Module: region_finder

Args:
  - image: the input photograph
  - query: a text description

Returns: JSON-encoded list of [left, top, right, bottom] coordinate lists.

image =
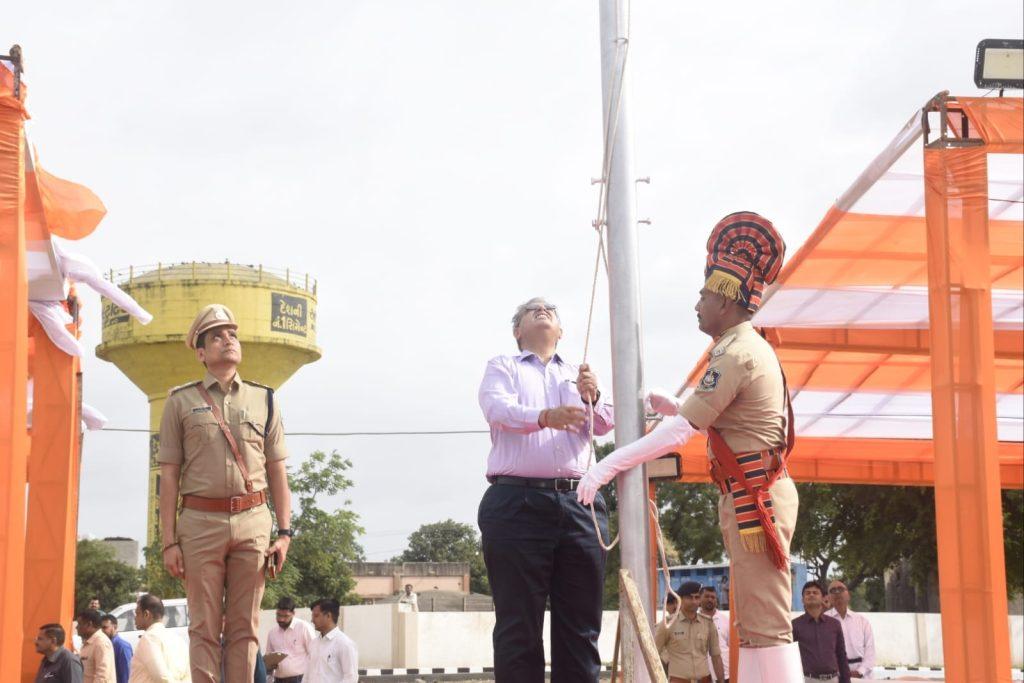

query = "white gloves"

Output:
[[577, 415, 699, 505], [646, 388, 683, 417]]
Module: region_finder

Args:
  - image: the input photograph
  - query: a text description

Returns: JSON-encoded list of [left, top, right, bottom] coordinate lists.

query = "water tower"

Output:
[[96, 262, 321, 545]]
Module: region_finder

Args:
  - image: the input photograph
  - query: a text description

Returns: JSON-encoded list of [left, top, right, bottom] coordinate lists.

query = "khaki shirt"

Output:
[[655, 612, 721, 679], [80, 630, 116, 683], [158, 371, 288, 498], [680, 320, 787, 455]]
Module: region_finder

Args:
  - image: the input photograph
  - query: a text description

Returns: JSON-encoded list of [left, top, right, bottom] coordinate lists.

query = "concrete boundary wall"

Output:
[[258, 607, 1024, 669]]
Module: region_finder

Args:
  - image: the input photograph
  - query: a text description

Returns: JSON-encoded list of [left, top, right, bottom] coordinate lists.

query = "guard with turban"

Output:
[[577, 212, 803, 680]]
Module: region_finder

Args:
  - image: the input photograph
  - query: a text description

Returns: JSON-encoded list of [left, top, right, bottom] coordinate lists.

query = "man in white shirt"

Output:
[[265, 597, 315, 683], [128, 595, 189, 683], [700, 585, 731, 682], [825, 580, 876, 678], [397, 584, 418, 612], [306, 599, 358, 683]]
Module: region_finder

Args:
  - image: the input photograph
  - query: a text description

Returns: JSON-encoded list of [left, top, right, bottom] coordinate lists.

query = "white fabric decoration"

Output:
[[81, 404, 108, 431], [52, 240, 153, 324], [28, 300, 83, 357]]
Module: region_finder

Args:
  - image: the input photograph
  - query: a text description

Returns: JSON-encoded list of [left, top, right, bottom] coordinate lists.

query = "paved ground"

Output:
[[357, 669, 1024, 682]]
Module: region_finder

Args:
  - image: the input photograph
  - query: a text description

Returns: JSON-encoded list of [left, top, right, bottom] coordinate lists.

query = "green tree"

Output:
[[657, 483, 725, 565], [263, 450, 365, 608], [140, 539, 186, 600], [396, 519, 490, 595], [793, 484, 1024, 606], [75, 540, 141, 613], [792, 483, 938, 595], [1002, 490, 1023, 598]]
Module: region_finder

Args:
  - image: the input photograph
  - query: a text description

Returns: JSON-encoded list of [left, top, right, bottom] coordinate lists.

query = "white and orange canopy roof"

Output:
[[672, 95, 1023, 487]]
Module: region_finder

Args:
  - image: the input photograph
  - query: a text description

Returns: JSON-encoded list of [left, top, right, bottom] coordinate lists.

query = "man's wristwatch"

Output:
[[277, 528, 295, 538]]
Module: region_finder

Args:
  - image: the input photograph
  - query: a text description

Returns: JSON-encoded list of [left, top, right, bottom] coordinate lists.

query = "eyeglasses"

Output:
[[524, 303, 557, 313], [828, 587, 847, 594]]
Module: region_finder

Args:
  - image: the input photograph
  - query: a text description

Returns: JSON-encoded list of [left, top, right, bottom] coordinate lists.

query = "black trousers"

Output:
[[478, 483, 609, 683]]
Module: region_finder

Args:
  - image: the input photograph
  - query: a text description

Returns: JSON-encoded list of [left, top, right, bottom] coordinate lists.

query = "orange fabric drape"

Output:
[[34, 164, 106, 240], [960, 97, 1024, 154], [0, 69, 30, 683]]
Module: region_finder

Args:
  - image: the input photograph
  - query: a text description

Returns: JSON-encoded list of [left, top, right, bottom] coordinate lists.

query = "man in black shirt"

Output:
[[34, 623, 84, 683], [792, 581, 850, 683]]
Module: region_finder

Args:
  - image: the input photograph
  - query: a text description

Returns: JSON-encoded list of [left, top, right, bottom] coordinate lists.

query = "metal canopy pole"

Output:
[[597, 0, 652, 679]]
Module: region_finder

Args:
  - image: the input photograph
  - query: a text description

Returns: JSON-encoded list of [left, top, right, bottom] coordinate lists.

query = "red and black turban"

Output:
[[704, 211, 786, 313]]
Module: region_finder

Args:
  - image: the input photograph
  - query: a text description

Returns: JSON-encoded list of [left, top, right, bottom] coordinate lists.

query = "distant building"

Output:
[[349, 562, 471, 599], [100, 537, 140, 568]]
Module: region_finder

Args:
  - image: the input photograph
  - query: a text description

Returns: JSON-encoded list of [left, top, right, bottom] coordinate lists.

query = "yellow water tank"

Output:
[[96, 262, 321, 545]]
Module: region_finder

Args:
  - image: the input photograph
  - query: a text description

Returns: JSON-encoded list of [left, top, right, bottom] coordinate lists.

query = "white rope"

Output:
[[649, 499, 682, 628]]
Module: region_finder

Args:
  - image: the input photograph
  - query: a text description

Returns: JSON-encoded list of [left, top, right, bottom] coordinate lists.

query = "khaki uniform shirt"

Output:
[[654, 612, 721, 680], [158, 371, 288, 497], [680, 321, 787, 455]]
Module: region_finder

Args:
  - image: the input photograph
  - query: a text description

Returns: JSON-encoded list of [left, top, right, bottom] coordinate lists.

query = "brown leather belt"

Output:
[[182, 489, 267, 513]]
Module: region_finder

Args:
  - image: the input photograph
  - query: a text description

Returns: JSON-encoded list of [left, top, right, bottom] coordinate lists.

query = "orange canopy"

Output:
[[675, 95, 1023, 485]]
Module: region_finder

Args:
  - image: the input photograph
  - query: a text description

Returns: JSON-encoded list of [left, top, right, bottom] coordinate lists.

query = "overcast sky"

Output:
[[6, 1, 1020, 562]]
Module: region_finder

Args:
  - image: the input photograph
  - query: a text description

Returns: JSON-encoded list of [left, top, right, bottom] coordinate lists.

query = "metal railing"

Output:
[[105, 262, 317, 294]]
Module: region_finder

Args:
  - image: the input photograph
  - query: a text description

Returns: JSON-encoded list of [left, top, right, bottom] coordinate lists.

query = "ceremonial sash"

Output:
[[707, 370, 795, 570]]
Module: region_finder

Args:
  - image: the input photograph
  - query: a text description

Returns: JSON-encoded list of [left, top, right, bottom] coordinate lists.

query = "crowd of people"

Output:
[[654, 577, 877, 683], [33, 595, 358, 683]]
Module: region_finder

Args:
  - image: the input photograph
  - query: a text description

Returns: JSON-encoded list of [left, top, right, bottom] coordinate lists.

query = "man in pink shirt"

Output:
[[477, 296, 614, 682], [265, 597, 315, 682]]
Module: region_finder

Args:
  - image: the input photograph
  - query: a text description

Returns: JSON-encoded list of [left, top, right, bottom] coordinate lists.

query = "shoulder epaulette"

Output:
[[711, 333, 738, 358], [243, 380, 275, 424], [167, 380, 201, 397]]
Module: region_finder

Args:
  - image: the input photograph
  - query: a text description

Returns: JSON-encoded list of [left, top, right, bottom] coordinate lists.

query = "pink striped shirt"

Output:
[[478, 352, 614, 478]]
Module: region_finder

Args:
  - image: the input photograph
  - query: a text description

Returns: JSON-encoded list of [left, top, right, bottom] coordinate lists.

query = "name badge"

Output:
[[191, 406, 213, 414]]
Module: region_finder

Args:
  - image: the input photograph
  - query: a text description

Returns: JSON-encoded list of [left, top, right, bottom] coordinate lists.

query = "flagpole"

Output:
[[597, 0, 652, 679]]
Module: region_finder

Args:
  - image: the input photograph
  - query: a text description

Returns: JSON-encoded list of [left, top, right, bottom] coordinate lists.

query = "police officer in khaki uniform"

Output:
[[158, 304, 294, 682], [655, 580, 725, 683], [578, 213, 804, 680]]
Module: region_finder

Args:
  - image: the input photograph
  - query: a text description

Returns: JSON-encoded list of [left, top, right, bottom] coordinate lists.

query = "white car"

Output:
[[108, 598, 191, 649]]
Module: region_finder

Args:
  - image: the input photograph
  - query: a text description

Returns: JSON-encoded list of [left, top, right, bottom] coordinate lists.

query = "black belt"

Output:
[[489, 476, 580, 492], [848, 657, 863, 664]]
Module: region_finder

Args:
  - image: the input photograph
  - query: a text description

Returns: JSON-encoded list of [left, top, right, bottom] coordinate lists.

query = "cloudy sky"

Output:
[[6, 1, 1020, 562]]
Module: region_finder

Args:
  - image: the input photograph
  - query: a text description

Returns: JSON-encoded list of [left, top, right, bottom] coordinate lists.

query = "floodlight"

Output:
[[974, 39, 1023, 90]]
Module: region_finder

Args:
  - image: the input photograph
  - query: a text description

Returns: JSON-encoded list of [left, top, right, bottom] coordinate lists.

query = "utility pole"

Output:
[[597, 0, 652, 680]]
